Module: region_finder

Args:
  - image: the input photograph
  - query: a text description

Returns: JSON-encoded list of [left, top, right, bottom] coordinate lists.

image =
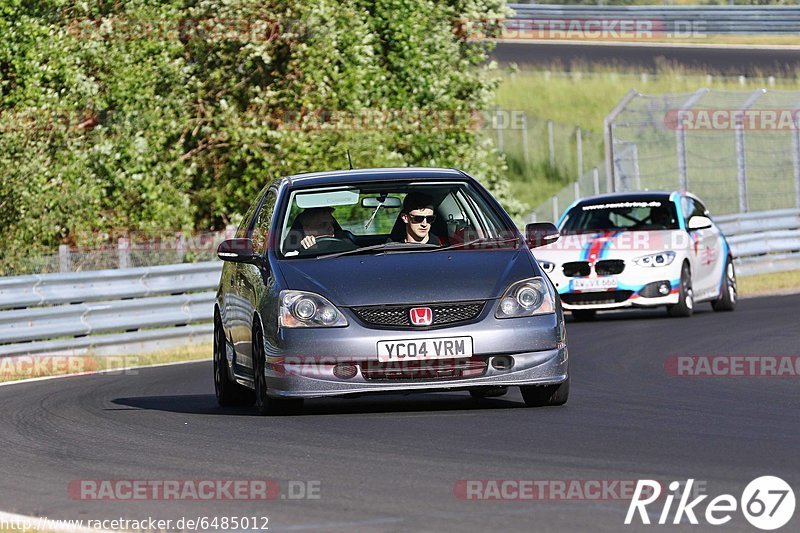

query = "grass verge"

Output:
[[738, 270, 800, 298], [0, 342, 211, 384]]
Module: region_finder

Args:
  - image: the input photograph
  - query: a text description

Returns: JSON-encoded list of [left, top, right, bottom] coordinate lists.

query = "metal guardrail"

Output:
[[0, 262, 222, 357], [509, 4, 800, 35], [1, 211, 797, 357], [716, 209, 800, 276]]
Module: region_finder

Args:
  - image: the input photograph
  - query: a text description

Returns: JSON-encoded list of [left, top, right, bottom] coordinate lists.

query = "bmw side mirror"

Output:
[[217, 238, 260, 264], [525, 223, 560, 249], [687, 216, 712, 230]]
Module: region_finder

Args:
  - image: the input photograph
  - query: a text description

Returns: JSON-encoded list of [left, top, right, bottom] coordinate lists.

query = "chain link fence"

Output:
[[531, 88, 800, 222]]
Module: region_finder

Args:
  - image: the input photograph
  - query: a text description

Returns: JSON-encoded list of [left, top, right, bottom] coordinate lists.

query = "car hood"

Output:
[[534, 229, 685, 262], [277, 248, 536, 307]]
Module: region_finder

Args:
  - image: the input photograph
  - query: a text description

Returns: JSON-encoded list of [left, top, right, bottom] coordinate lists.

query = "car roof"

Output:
[[572, 191, 676, 206], [280, 167, 469, 188]]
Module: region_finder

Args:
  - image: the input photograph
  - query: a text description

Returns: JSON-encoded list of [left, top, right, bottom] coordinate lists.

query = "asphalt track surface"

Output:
[[492, 42, 800, 76], [1, 294, 799, 532]]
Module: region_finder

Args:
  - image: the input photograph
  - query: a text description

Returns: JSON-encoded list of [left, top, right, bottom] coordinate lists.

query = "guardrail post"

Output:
[[58, 245, 71, 273], [735, 89, 766, 212], [118, 238, 130, 269], [592, 167, 600, 195]]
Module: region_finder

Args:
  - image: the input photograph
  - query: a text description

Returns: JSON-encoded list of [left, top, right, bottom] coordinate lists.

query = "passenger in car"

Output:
[[390, 192, 442, 245]]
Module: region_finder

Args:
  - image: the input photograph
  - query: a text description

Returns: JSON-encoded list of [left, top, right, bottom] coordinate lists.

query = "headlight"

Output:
[[634, 251, 676, 267], [538, 260, 555, 274], [279, 290, 348, 328], [495, 277, 556, 319]]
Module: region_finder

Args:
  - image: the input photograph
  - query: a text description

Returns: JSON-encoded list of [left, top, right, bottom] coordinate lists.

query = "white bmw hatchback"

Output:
[[533, 191, 737, 319]]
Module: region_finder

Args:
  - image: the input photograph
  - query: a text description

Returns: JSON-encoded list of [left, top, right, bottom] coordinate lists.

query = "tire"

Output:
[[520, 376, 569, 407], [571, 309, 596, 322], [667, 263, 694, 318], [253, 327, 304, 416], [469, 386, 508, 399], [214, 318, 255, 406], [712, 257, 737, 312]]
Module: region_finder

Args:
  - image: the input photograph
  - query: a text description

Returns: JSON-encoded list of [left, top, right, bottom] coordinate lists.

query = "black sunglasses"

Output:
[[408, 214, 436, 224]]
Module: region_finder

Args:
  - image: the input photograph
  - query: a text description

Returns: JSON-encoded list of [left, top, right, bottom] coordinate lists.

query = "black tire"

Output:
[[253, 327, 304, 416], [571, 309, 596, 322], [213, 318, 254, 406], [667, 263, 694, 318], [712, 257, 737, 312], [520, 377, 569, 407], [469, 386, 508, 399]]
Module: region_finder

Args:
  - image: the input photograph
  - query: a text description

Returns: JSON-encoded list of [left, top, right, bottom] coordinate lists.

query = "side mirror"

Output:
[[687, 215, 712, 230], [217, 238, 260, 264], [525, 223, 560, 249]]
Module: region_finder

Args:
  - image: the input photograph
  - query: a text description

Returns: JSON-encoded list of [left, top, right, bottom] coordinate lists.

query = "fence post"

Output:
[[176, 232, 187, 262], [576, 127, 583, 179], [735, 89, 766, 213], [574, 181, 581, 202], [552, 196, 559, 223], [547, 120, 555, 168], [793, 126, 800, 209], [496, 107, 504, 154], [592, 167, 600, 195], [604, 89, 638, 193], [522, 113, 530, 164], [118, 238, 130, 269], [58, 245, 71, 273], [676, 89, 709, 193]]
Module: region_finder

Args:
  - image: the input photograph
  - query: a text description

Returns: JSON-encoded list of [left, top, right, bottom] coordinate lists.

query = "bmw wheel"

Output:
[[712, 257, 737, 312], [667, 263, 694, 318]]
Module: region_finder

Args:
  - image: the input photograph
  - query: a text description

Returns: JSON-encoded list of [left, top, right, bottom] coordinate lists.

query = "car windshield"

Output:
[[560, 199, 680, 234], [277, 181, 518, 258]]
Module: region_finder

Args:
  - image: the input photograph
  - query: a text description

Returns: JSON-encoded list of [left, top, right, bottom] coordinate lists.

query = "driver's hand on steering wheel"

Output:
[[300, 234, 333, 249]]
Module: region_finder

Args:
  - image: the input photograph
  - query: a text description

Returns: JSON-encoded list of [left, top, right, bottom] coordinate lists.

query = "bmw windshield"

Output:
[[560, 199, 680, 234]]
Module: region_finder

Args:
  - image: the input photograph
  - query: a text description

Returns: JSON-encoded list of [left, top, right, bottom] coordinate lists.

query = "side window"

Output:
[[252, 189, 278, 255], [682, 197, 705, 223]]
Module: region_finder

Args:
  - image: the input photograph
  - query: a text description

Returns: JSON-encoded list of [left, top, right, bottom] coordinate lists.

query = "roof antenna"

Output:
[[346, 149, 354, 170]]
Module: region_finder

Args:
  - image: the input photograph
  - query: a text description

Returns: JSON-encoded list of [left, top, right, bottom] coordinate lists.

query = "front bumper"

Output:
[[262, 310, 568, 398]]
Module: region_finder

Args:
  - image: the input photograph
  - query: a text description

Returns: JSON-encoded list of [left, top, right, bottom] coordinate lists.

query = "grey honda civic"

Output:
[[214, 167, 568, 414]]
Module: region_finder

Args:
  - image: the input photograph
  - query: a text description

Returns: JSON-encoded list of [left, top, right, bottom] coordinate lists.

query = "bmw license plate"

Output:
[[377, 336, 473, 362], [572, 277, 618, 292]]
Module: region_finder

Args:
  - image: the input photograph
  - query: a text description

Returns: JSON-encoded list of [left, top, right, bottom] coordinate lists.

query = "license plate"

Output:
[[377, 336, 473, 362], [573, 277, 618, 292]]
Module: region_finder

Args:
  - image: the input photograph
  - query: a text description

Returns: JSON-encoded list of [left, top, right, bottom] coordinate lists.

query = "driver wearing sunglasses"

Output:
[[395, 192, 441, 245]]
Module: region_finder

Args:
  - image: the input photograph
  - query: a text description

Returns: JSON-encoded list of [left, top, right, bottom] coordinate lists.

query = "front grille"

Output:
[[352, 302, 484, 328], [563, 261, 590, 277], [561, 290, 633, 306], [595, 259, 625, 276], [361, 357, 488, 381]]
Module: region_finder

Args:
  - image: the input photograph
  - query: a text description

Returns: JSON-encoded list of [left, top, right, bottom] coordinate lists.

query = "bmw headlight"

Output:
[[634, 251, 676, 267], [538, 260, 556, 274], [279, 290, 348, 328], [495, 277, 556, 319]]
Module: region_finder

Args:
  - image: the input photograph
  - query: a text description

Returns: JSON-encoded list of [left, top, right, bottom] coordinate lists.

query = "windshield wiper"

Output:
[[318, 242, 438, 259], [434, 236, 520, 252]]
